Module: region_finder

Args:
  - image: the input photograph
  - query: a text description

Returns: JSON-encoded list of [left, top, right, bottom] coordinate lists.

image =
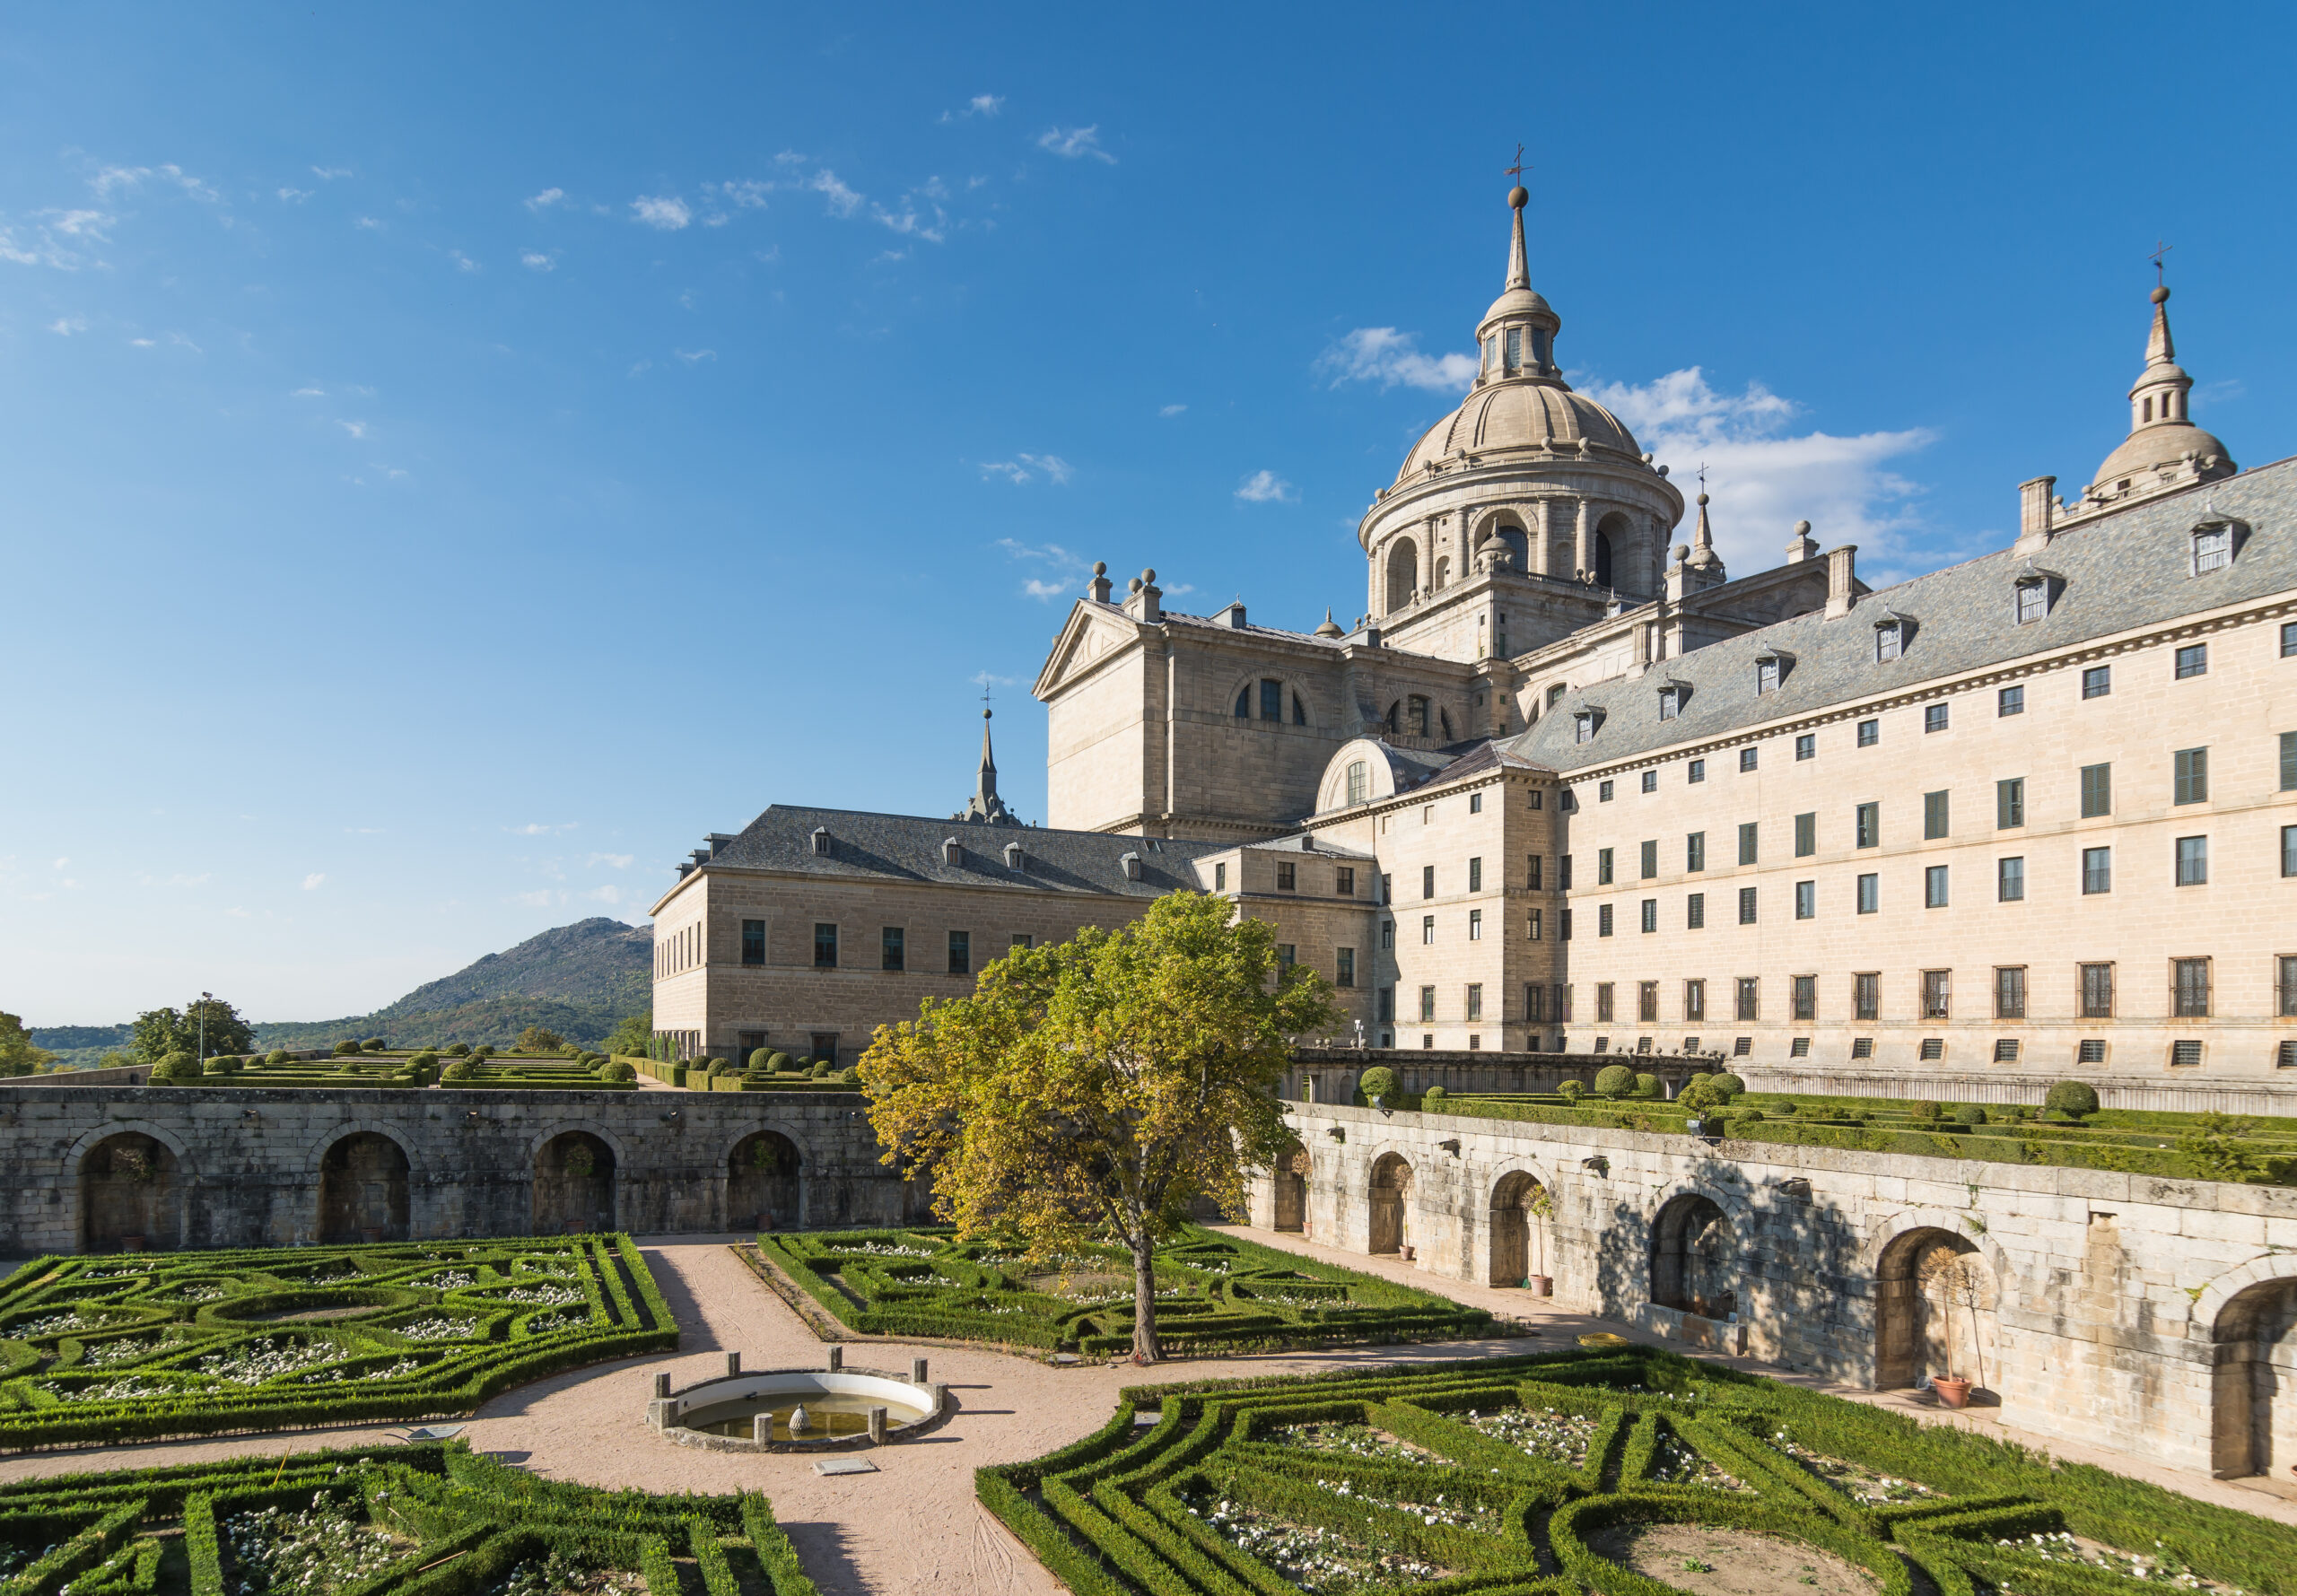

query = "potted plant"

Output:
[[1930, 1254, 1984, 1408]]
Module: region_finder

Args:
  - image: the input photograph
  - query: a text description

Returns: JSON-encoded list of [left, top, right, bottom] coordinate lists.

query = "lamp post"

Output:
[[197, 991, 212, 1065]]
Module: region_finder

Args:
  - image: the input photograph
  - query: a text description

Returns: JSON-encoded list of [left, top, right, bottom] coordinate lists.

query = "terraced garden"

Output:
[[983, 1346, 2297, 1596], [0, 1438, 813, 1596], [752, 1227, 1493, 1356], [0, 1234, 673, 1449]]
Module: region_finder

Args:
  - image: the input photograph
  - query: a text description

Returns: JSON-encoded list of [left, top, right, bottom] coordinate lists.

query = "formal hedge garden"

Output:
[[0, 1234, 674, 1449], [754, 1226, 1491, 1356], [0, 1438, 814, 1596], [1387, 1077, 2297, 1188], [982, 1344, 2297, 1596], [143, 1051, 639, 1091]]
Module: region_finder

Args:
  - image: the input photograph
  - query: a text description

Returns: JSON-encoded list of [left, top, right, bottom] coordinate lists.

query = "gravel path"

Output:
[[0, 1226, 2284, 1596]]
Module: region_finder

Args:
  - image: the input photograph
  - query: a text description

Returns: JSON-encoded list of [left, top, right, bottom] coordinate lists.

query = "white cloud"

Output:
[[277, 187, 311, 203], [943, 93, 1005, 122], [582, 885, 624, 906], [526, 187, 566, 211], [0, 211, 114, 270], [354, 216, 383, 231], [311, 166, 353, 181], [1235, 469, 1296, 504], [808, 170, 863, 218], [293, 386, 325, 397], [1037, 126, 1116, 164], [998, 537, 1096, 600], [47, 317, 86, 336], [675, 347, 716, 363], [718, 179, 769, 209], [128, 337, 154, 347], [520, 250, 555, 271], [450, 249, 479, 273], [51, 858, 67, 869], [1582, 366, 1937, 578], [509, 822, 578, 835], [168, 331, 201, 353], [512, 889, 555, 908], [632, 195, 691, 230], [587, 852, 634, 870], [338, 420, 368, 439], [48, 210, 111, 238], [90, 164, 219, 203], [301, 872, 326, 890], [980, 453, 1070, 486], [1159, 403, 1187, 417], [1316, 327, 1478, 393]]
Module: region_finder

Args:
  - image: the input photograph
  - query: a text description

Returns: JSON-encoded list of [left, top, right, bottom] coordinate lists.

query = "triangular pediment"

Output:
[[1035, 603, 1140, 697]]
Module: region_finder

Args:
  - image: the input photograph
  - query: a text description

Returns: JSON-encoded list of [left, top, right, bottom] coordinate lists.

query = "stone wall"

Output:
[[0, 1085, 907, 1256], [1249, 1099, 2297, 1477]]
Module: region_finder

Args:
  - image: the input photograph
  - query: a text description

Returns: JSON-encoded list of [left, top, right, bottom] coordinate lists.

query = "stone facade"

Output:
[[1250, 1098, 2297, 1478], [0, 1085, 907, 1255]]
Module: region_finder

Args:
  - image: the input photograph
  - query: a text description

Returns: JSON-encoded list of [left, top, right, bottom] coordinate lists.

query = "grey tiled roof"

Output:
[[1507, 455, 2297, 774], [1244, 832, 1377, 859], [700, 805, 1225, 897]]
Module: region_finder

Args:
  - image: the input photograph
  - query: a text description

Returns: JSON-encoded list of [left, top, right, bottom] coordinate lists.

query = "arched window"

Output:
[[1546, 682, 1568, 709], [1291, 691, 1307, 725], [1407, 696, 1429, 737], [1345, 761, 1368, 806], [1593, 531, 1614, 588], [1259, 679, 1282, 721], [1234, 685, 1250, 718], [1438, 708, 1454, 740], [1384, 540, 1419, 612], [1434, 554, 1451, 589], [1505, 328, 1522, 371]]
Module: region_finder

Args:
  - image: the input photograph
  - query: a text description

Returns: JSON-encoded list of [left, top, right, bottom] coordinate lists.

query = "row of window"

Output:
[[1586, 621, 2297, 758], [1573, 1035, 2297, 1069], [1233, 678, 1310, 725], [1586, 827, 2297, 932], [1581, 958, 2297, 1025], [1213, 860, 1359, 897], [657, 921, 703, 978], [800, 921, 1035, 975]]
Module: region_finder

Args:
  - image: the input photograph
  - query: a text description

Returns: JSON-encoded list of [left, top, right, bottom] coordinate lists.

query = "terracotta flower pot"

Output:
[[362, 1227, 385, 1244], [1524, 1274, 1553, 1296], [1399, 1243, 1416, 1262], [1932, 1376, 1972, 1408]]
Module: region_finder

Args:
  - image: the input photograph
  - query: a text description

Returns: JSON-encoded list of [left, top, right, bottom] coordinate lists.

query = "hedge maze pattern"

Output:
[[0, 1234, 675, 1449], [756, 1227, 1491, 1356], [0, 1440, 816, 1596], [981, 1347, 2297, 1596]]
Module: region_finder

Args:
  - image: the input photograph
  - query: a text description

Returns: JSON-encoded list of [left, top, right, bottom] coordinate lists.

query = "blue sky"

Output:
[[6, 4, 2294, 1023]]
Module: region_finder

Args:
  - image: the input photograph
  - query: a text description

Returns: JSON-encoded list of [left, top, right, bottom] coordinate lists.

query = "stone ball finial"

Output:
[[1672, 544, 1690, 563], [2152, 285, 2170, 305], [1697, 492, 1709, 506], [1128, 576, 1142, 594], [1795, 519, 1812, 536], [1508, 185, 1528, 210], [1141, 567, 1157, 584], [1093, 560, 1107, 576]]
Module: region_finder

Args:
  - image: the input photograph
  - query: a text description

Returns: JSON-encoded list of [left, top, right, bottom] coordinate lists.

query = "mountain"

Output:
[[251, 918, 651, 1050]]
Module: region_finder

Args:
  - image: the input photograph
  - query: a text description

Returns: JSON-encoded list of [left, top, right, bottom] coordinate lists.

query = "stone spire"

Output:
[[956, 704, 1021, 826], [1686, 490, 1722, 570], [2083, 280, 2235, 503], [1505, 180, 1531, 292]]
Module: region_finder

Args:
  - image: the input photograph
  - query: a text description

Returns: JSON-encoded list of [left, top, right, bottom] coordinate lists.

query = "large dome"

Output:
[[1395, 381, 1642, 484]]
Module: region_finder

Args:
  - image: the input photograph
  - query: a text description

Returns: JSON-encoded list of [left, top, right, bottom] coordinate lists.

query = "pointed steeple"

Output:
[[1686, 490, 1722, 570], [2083, 279, 2235, 502], [1505, 182, 1531, 292], [2145, 283, 2176, 366], [1474, 182, 1560, 383], [957, 703, 1021, 826]]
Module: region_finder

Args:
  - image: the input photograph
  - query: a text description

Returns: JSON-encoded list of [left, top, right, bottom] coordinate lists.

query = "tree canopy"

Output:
[[516, 1025, 567, 1052], [604, 1009, 651, 1057], [0, 1013, 55, 1077], [858, 891, 1334, 1361], [129, 998, 252, 1063]]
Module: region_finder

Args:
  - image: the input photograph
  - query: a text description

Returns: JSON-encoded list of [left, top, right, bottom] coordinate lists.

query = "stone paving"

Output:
[[0, 1228, 2283, 1596]]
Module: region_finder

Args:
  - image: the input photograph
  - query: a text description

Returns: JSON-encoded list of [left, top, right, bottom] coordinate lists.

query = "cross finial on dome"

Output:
[[1503, 151, 1532, 292]]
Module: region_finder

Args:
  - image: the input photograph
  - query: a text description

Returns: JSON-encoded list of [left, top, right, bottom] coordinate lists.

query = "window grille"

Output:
[[2193, 526, 2231, 574], [1851, 1037, 1874, 1059], [1733, 1036, 1751, 1057], [2173, 958, 2211, 1017], [1855, 972, 1879, 1020], [1996, 966, 2026, 1019], [1921, 970, 1951, 1019], [2081, 964, 2115, 1018], [1925, 703, 1949, 733], [1999, 685, 2024, 715], [1791, 1037, 1812, 1058], [2171, 1040, 2203, 1068], [1856, 718, 1879, 746], [2078, 1039, 2107, 1064], [2082, 665, 2111, 699], [1994, 1038, 2020, 1062], [1919, 1037, 1944, 1060]]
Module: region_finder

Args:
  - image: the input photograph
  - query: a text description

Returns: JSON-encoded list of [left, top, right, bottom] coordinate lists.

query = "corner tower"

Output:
[[1357, 184, 1685, 664]]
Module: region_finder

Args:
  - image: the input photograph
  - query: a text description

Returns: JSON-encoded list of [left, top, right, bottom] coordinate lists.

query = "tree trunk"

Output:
[[1131, 1243, 1161, 1363]]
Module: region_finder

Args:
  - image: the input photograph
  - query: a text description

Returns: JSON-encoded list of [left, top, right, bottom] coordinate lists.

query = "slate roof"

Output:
[[1507, 455, 2297, 775], [1242, 832, 1378, 859], [693, 805, 1226, 898], [1085, 598, 1347, 648]]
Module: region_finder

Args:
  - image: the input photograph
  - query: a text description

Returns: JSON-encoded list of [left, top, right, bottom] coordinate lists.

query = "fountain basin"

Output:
[[647, 1366, 946, 1452]]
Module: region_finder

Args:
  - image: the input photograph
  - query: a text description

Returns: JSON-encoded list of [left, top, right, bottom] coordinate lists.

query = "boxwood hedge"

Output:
[[754, 1225, 1491, 1356], [982, 1345, 2297, 1596], [0, 1233, 675, 1450], [0, 1438, 814, 1596]]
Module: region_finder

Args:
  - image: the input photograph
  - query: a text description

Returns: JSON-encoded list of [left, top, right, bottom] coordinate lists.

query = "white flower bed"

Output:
[[51, 1375, 183, 1402], [396, 1317, 483, 1341], [197, 1338, 340, 1385], [503, 1285, 581, 1307], [843, 1243, 935, 1260], [420, 1271, 476, 1290], [1648, 1430, 1750, 1492], [179, 1284, 227, 1303], [83, 1335, 184, 1367], [222, 1494, 405, 1596], [13, 1312, 107, 1339], [301, 1357, 425, 1385], [519, 1311, 585, 1337], [1188, 1491, 1445, 1593], [1463, 1406, 1598, 1468], [1992, 1531, 2245, 1592]]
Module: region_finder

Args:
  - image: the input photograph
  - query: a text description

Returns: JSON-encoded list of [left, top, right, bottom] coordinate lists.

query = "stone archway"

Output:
[[533, 1131, 616, 1234], [79, 1134, 182, 1252], [1368, 1152, 1412, 1255], [1272, 1144, 1308, 1233], [1489, 1170, 1550, 1286], [727, 1130, 802, 1233], [1651, 1193, 1735, 1318], [2212, 1275, 2297, 1478], [1384, 539, 1418, 612], [1875, 1227, 1997, 1393], [317, 1133, 411, 1243]]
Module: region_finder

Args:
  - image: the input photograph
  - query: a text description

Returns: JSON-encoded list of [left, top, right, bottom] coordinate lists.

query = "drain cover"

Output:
[[814, 1457, 878, 1477]]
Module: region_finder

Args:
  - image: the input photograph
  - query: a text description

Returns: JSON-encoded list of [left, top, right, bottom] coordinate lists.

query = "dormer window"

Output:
[[2194, 523, 2233, 575], [1345, 760, 1368, 806], [2013, 576, 2052, 624], [1120, 850, 1143, 882], [1874, 620, 1903, 662], [1658, 683, 1688, 720], [1574, 709, 1603, 744], [1004, 842, 1026, 872], [1756, 657, 1781, 695]]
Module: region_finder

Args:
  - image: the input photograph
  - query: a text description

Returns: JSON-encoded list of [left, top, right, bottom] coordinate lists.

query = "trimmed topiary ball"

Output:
[[1422, 1085, 1447, 1104], [1558, 1079, 1585, 1102], [1710, 1072, 1745, 1099], [2045, 1079, 2100, 1121], [151, 1051, 199, 1083], [1594, 1064, 1635, 1100], [363, 1038, 387, 1051], [470, 1044, 495, 1061], [768, 1051, 792, 1072], [837, 1065, 860, 1084], [333, 1040, 361, 1056], [265, 1049, 290, 1065], [446, 1042, 471, 1057], [441, 1060, 473, 1082], [1908, 1100, 1942, 1123], [1632, 1072, 1660, 1098], [809, 1060, 834, 1078], [1358, 1066, 1399, 1104], [207, 1054, 242, 1077], [598, 1060, 636, 1083], [409, 1050, 439, 1068], [747, 1049, 773, 1071], [1952, 1103, 1987, 1126]]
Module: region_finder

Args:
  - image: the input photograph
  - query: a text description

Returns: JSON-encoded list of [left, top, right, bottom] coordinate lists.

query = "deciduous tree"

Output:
[[859, 892, 1334, 1362], [129, 999, 252, 1064], [0, 1013, 54, 1077]]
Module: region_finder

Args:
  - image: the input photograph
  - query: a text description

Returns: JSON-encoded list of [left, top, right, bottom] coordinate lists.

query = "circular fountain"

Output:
[[647, 1352, 947, 1452]]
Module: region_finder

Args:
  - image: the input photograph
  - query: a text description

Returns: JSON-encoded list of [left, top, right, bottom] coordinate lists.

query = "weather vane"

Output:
[[980, 683, 992, 717], [1505, 144, 1529, 188], [1698, 461, 1709, 494], [2150, 239, 2174, 285]]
